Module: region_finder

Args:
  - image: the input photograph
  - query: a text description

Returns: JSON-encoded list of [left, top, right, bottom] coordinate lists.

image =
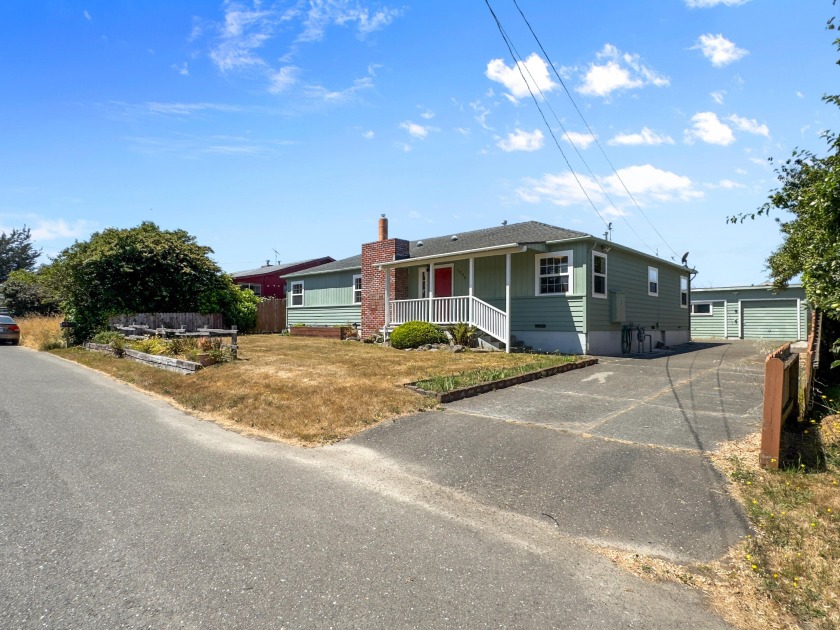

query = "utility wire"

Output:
[[483, 0, 610, 231], [510, 0, 681, 260]]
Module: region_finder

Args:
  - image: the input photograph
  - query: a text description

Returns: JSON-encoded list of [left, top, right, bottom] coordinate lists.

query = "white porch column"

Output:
[[384, 270, 391, 330], [505, 253, 511, 353], [468, 257, 475, 325], [428, 262, 435, 323]]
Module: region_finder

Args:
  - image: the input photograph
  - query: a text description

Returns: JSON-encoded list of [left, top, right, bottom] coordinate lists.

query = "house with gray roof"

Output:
[[283, 216, 693, 354]]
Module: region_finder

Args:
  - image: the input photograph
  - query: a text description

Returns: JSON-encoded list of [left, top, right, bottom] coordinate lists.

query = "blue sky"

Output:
[[2, 0, 839, 288]]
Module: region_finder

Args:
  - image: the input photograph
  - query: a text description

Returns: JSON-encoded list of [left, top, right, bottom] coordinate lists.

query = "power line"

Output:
[[483, 0, 610, 231], [509, 0, 681, 260]]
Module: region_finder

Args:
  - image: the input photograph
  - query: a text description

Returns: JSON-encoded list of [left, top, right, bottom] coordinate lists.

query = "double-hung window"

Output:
[[535, 251, 573, 295], [353, 275, 362, 304], [647, 267, 659, 297], [290, 281, 304, 307], [680, 276, 688, 307], [592, 252, 607, 298]]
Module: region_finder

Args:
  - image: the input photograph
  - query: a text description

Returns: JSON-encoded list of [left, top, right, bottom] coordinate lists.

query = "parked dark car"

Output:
[[0, 315, 21, 345]]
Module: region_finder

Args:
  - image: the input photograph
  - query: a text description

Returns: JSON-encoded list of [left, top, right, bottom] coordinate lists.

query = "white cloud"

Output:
[[604, 165, 703, 203], [796, 91, 804, 99], [710, 179, 746, 189], [303, 75, 373, 102], [562, 131, 597, 149], [711, 90, 726, 104], [577, 44, 668, 98], [693, 34, 748, 67], [172, 62, 189, 76], [685, 112, 735, 145], [400, 121, 433, 139], [517, 164, 701, 210], [608, 127, 674, 146], [299, 2, 403, 42], [27, 219, 96, 242], [485, 53, 558, 100], [268, 66, 299, 93], [498, 128, 544, 152], [728, 114, 770, 137], [455, 127, 470, 137], [83, 10, 92, 21], [685, 0, 749, 7], [142, 102, 243, 116], [362, 130, 375, 140], [420, 110, 435, 120], [209, 4, 277, 73]]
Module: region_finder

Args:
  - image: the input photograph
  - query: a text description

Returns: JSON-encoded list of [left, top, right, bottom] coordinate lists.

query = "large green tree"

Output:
[[1, 269, 60, 316], [47, 222, 258, 340], [0, 226, 39, 283], [731, 12, 840, 321]]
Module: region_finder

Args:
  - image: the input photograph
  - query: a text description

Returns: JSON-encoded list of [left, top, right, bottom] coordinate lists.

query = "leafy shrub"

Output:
[[168, 336, 197, 356], [91, 330, 125, 345], [389, 320, 447, 350], [130, 338, 171, 356], [448, 322, 478, 347]]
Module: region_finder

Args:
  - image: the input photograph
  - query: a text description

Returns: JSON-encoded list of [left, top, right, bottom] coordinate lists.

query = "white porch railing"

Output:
[[389, 295, 508, 347]]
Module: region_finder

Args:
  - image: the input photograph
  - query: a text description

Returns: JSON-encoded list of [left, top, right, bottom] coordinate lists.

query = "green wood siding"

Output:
[[691, 286, 808, 340], [484, 296, 585, 332], [287, 305, 361, 327], [289, 270, 359, 307], [742, 300, 800, 340], [586, 247, 690, 333], [690, 301, 726, 338]]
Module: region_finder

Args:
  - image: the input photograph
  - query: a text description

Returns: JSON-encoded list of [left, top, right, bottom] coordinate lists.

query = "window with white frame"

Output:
[[647, 266, 659, 297], [691, 302, 713, 316], [290, 281, 304, 306], [592, 252, 607, 298], [353, 274, 362, 304], [680, 276, 688, 307], [535, 251, 573, 295]]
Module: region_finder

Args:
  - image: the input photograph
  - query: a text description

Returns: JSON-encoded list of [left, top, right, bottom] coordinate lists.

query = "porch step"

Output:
[[477, 334, 529, 352]]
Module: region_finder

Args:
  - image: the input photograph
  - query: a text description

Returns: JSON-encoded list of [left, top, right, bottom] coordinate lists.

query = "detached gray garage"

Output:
[[690, 284, 808, 341]]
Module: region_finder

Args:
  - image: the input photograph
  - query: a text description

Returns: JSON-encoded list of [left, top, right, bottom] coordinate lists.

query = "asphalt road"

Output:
[[0, 347, 733, 629]]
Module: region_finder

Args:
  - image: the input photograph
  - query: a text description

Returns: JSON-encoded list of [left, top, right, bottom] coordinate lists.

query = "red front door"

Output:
[[434, 267, 453, 298]]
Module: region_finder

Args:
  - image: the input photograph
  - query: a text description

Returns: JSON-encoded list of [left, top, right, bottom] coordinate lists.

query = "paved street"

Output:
[[0, 345, 748, 628]]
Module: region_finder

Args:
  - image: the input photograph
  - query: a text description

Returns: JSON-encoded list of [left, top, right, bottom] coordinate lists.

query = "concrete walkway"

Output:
[[349, 341, 765, 563]]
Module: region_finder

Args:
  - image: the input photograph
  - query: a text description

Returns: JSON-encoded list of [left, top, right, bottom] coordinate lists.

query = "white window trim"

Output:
[[591, 251, 607, 299], [680, 276, 688, 308], [420, 263, 454, 298], [534, 250, 573, 296], [691, 302, 714, 316], [352, 274, 362, 304], [647, 266, 659, 297], [290, 280, 304, 307]]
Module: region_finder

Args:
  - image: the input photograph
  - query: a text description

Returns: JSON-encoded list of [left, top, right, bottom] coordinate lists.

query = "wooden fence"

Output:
[[255, 299, 286, 333], [760, 342, 800, 469], [803, 310, 822, 414], [109, 312, 224, 332]]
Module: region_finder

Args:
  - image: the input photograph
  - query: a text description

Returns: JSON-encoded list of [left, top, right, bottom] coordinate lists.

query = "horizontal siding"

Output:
[[486, 296, 585, 333], [690, 301, 726, 338], [290, 270, 358, 307], [727, 302, 740, 338], [587, 247, 689, 333], [742, 300, 799, 340], [286, 305, 361, 327]]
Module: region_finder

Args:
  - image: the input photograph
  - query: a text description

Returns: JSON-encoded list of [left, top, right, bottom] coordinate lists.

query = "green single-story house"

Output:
[[283, 217, 694, 355], [690, 284, 809, 341]]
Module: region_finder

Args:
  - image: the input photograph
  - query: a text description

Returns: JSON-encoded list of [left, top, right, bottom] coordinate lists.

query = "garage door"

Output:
[[742, 300, 799, 340]]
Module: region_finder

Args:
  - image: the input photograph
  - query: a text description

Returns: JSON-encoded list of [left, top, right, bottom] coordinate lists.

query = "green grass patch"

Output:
[[414, 354, 576, 392]]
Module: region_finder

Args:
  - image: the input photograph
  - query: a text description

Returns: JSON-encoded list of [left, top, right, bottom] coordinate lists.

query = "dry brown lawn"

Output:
[[51, 335, 574, 444]]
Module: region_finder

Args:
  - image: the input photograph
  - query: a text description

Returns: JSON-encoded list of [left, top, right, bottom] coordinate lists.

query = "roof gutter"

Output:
[[377, 243, 529, 269]]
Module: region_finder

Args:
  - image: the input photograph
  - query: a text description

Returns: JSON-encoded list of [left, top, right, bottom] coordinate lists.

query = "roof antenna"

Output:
[[502, 220, 508, 226], [273, 249, 281, 266]]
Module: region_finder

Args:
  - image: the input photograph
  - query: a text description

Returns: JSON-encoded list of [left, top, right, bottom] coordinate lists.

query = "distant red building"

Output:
[[231, 257, 334, 299]]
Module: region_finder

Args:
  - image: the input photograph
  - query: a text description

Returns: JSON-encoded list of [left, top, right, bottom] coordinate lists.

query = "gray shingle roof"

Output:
[[283, 254, 362, 278], [283, 221, 590, 278], [406, 221, 588, 258]]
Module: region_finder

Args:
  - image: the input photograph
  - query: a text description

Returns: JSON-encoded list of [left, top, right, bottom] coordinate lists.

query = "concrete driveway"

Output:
[[349, 341, 766, 563]]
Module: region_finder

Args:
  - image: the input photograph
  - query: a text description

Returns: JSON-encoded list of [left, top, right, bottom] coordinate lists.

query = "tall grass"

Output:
[[16, 315, 65, 351]]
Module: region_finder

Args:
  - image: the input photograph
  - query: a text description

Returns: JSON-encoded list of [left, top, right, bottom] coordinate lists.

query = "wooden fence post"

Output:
[[760, 343, 799, 470]]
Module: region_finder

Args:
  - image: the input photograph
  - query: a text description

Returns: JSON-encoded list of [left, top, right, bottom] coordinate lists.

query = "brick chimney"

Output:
[[378, 214, 388, 241], [361, 215, 409, 339]]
